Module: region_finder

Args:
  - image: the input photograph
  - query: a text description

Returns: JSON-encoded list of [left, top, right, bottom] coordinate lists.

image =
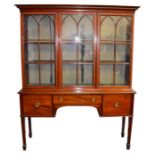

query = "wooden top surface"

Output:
[[18, 88, 136, 94]]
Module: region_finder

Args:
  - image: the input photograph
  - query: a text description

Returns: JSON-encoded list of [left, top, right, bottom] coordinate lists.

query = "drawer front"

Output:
[[53, 95, 102, 105], [103, 94, 132, 116], [22, 95, 52, 117]]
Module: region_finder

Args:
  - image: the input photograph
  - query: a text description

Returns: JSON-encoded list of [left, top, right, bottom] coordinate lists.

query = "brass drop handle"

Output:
[[34, 102, 41, 108], [59, 97, 63, 102], [91, 98, 96, 102], [114, 102, 120, 108]]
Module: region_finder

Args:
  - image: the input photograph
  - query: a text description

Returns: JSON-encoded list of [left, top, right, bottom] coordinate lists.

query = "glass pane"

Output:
[[61, 15, 93, 40], [62, 44, 77, 60], [26, 44, 39, 60], [100, 44, 114, 61], [78, 43, 93, 61], [78, 64, 93, 85], [40, 16, 55, 40], [40, 44, 55, 60], [26, 16, 38, 40], [116, 45, 130, 61], [116, 17, 131, 41], [79, 15, 93, 40], [40, 64, 55, 85], [100, 64, 113, 85], [27, 64, 39, 84], [62, 15, 77, 40], [100, 16, 115, 40], [115, 64, 129, 85], [100, 16, 131, 41], [63, 64, 76, 85], [25, 15, 55, 40]]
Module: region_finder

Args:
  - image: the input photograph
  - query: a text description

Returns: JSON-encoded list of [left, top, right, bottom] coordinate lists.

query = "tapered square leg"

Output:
[[28, 117, 32, 138], [21, 117, 26, 150], [126, 116, 133, 150], [121, 117, 126, 137]]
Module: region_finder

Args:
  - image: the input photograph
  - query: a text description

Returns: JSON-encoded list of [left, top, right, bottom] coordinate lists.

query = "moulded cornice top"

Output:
[[15, 4, 140, 11]]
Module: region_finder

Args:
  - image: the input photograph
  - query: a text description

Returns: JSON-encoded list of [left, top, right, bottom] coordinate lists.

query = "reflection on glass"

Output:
[[27, 64, 39, 84], [100, 16, 115, 40], [40, 44, 55, 60], [115, 64, 129, 85], [79, 44, 93, 61], [116, 45, 130, 61], [63, 64, 76, 85], [116, 17, 131, 41], [40, 64, 55, 84], [62, 44, 77, 60], [62, 43, 93, 61], [78, 64, 92, 85], [100, 65, 113, 85], [100, 44, 114, 61], [27, 44, 38, 60]]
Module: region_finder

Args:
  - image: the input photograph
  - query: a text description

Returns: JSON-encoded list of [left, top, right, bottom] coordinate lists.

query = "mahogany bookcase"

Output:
[[16, 4, 139, 150]]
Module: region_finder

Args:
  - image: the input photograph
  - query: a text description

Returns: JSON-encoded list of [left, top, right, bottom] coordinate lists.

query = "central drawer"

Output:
[[53, 95, 102, 105]]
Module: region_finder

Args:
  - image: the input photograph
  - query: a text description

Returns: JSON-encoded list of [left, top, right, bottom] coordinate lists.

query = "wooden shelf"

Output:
[[100, 61, 129, 64], [100, 40, 131, 44], [61, 40, 93, 44], [62, 60, 93, 64], [25, 40, 55, 44], [25, 60, 55, 64]]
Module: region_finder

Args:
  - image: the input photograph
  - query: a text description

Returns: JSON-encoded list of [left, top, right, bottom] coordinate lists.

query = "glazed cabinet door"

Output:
[[99, 15, 132, 86], [24, 14, 56, 86], [60, 14, 96, 86]]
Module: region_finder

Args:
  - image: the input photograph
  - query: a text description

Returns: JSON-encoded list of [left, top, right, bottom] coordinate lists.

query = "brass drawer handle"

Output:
[[59, 97, 63, 102], [91, 98, 96, 102], [34, 102, 41, 108], [114, 102, 120, 108]]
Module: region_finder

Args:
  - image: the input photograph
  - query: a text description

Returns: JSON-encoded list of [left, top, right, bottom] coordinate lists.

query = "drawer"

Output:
[[102, 94, 132, 116], [53, 95, 102, 105], [22, 95, 52, 117]]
